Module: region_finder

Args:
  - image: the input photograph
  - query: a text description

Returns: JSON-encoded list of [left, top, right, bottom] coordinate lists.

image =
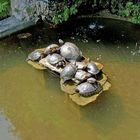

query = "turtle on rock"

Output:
[[60, 63, 77, 83], [46, 53, 65, 68], [87, 62, 100, 75], [87, 77, 97, 84], [74, 70, 91, 82], [26, 50, 42, 61], [75, 82, 99, 97], [44, 44, 60, 55], [75, 62, 87, 70], [60, 42, 82, 62]]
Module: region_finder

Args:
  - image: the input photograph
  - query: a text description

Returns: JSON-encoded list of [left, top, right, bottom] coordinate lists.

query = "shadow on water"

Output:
[[43, 70, 61, 93]]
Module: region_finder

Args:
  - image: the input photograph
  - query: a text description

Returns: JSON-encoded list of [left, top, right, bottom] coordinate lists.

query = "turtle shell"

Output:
[[60, 42, 82, 62], [87, 77, 96, 84], [75, 70, 91, 81], [44, 44, 60, 54], [76, 62, 87, 70], [75, 82, 98, 97], [46, 53, 64, 65], [60, 63, 77, 83], [87, 62, 100, 75], [27, 50, 41, 61]]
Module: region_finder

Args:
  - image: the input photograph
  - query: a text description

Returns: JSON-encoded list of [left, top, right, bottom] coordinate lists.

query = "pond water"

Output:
[[0, 18, 140, 140]]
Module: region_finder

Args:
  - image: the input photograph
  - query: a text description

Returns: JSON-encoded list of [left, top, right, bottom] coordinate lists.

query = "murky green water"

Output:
[[0, 18, 140, 140]]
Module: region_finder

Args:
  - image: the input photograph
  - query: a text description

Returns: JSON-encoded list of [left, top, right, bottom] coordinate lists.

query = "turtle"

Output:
[[74, 70, 91, 82], [60, 42, 82, 62], [60, 63, 77, 83], [26, 50, 42, 61], [87, 77, 96, 84], [87, 62, 100, 75], [75, 62, 87, 70], [75, 82, 99, 97], [58, 39, 64, 46], [44, 44, 60, 55], [46, 53, 65, 68]]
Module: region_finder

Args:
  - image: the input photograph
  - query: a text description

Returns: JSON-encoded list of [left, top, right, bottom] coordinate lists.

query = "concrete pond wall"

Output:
[[0, 0, 62, 38]]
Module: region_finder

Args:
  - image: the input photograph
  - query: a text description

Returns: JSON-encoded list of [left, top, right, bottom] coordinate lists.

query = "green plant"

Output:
[[0, 0, 10, 17], [52, 0, 85, 25], [118, 1, 140, 24]]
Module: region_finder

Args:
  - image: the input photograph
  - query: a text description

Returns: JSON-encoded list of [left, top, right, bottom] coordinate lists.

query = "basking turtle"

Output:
[[44, 44, 60, 55], [46, 53, 65, 68], [58, 39, 64, 46], [75, 82, 98, 97], [75, 70, 91, 82], [60, 42, 82, 62], [87, 62, 100, 75], [75, 62, 87, 70], [87, 77, 96, 84], [27, 50, 42, 61], [60, 63, 77, 83]]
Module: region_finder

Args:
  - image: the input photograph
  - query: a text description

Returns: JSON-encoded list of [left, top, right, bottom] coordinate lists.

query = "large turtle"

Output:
[[60, 63, 77, 83], [27, 50, 42, 61], [75, 82, 99, 97], [44, 44, 60, 55], [60, 42, 82, 62], [87, 62, 100, 75], [46, 53, 65, 68]]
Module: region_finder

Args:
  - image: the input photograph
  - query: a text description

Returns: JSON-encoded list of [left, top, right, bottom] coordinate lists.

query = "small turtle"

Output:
[[46, 53, 65, 68], [60, 42, 82, 62], [87, 77, 96, 84], [75, 62, 87, 70], [58, 39, 64, 46], [75, 70, 91, 82], [75, 82, 98, 97], [27, 50, 42, 61], [60, 63, 77, 83], [44, 44, 60, 55], [87, 62, 100, 75]]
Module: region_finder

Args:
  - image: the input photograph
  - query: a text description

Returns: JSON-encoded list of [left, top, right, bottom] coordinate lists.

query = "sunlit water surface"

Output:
[[0, 18, 140, 140]]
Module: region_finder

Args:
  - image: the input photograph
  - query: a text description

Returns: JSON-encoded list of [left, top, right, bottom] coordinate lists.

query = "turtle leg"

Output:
[[56, 63, 59, 68], [62, 61, 66, 67]]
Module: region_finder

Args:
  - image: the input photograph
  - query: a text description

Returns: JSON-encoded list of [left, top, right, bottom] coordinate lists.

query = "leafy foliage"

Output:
[[118, 1, 140, 24], [52, 0, 85, 25], [0, 0, 9, 17], [0, 0, 140, 25]]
